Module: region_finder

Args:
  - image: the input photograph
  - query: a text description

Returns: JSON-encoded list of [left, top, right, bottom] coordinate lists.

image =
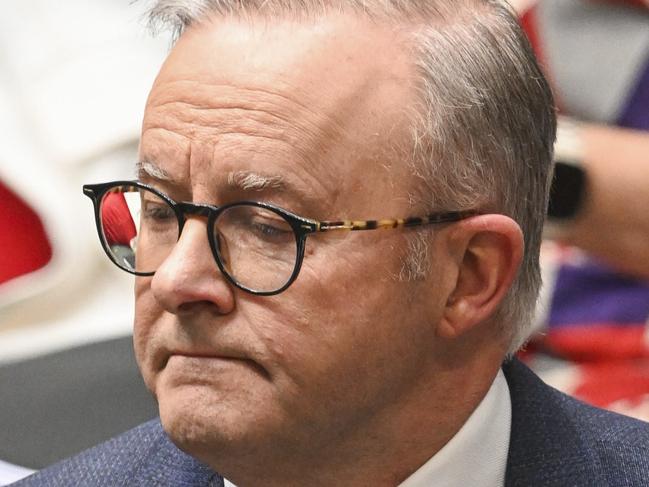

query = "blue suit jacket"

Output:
[[12, 359, 649, 486]]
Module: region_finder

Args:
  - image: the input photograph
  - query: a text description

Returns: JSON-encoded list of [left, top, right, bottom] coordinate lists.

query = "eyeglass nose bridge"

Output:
[[174, 201, 217, 230]]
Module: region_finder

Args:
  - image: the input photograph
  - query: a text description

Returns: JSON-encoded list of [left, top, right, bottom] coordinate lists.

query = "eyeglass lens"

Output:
[[98, 184, 299, 293]]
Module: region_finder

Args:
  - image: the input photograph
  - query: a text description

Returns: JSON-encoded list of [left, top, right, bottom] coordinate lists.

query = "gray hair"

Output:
[[143, 0, 556, 354]]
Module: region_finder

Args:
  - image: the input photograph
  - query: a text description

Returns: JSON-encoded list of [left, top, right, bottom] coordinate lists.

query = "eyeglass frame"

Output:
[[83, 180, 479, 296]]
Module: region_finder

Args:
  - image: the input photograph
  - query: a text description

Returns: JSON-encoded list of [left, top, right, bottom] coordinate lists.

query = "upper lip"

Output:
[[171, 349, 244, 359]]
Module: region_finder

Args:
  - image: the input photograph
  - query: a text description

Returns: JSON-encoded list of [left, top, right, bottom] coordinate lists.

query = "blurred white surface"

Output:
[[0, 1, 168, 361], [0, 459, 34, 485], [508, 0, 537, 13]]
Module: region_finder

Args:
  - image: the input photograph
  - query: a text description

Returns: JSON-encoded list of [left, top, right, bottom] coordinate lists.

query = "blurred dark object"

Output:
[[0, 336, 157, 469], [547, 161, 587, 220]]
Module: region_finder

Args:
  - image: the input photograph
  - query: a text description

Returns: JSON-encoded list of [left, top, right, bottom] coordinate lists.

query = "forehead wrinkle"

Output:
[[151, 100, 302, 142], [147, 80, 345, 147], [145, 99, 339, 175], [150, 79, 340, 127], [145, 81, 347, 200], [138, 125, 192, 188]]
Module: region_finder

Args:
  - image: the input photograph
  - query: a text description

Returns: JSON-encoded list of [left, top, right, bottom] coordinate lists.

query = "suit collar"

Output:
[[503, 358, 606, 486]]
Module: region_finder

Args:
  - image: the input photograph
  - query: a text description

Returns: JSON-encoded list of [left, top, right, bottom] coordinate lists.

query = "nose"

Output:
[[150, 218, 235, 315]]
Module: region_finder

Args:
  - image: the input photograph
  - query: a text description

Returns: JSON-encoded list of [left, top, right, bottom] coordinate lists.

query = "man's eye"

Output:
[[142, 202, 175, 222], [219, 206, 294, 246], [250, 220, 292, 239]]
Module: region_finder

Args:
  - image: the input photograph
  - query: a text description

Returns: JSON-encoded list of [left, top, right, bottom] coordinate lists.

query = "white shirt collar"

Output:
[[0, 459, 34, 484], [398, 368, 511, 487], [224, 369, 511, 487]]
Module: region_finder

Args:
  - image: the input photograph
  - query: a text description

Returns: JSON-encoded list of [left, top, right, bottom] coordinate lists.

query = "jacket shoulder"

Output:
[[11, 419, 221, 486], [557, 385, 649, 483], [505, 358, 649, 486]]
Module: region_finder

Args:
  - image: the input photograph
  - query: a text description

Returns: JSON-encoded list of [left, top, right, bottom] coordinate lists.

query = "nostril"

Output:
[[176, 300, 227, 315], [152, 271, 236, 316]]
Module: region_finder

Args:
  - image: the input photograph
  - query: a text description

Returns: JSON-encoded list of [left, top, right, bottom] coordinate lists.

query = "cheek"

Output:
[[255, 265, 428, 410], [133, 278, 161, 390]]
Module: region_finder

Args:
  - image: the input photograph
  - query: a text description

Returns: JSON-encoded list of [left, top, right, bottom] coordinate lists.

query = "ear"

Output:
[[437, 214, 524, 339]]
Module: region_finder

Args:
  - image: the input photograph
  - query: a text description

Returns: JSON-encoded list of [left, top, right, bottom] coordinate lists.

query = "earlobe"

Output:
[[437, 215, 524, 339]]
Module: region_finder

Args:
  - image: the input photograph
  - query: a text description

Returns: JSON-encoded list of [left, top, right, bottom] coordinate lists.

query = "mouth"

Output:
[[161, 350, 271, 380]]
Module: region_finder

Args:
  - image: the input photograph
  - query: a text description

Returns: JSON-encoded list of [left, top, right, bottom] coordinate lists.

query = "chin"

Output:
[[156, 380, 280, 464], [158, 383, 230, 442]]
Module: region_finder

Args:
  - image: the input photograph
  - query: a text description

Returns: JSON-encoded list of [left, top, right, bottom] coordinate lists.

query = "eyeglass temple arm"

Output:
[[313, 211, 477, 232]]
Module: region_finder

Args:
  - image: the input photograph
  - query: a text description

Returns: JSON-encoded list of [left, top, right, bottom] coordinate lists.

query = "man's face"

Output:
[[134, 14, 454, 464]]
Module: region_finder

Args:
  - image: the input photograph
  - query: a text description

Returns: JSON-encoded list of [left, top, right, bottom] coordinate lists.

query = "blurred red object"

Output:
[[0, 180, 52, 284], [101, 192, 136, 245]]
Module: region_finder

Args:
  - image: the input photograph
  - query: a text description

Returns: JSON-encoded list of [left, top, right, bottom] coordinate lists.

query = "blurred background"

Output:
[[0, 0, 648, 483], [0, 0, 167, 482]]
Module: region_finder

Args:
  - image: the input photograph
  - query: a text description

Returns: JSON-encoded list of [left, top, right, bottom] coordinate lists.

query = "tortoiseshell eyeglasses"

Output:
[[83, 181, 477, 295]]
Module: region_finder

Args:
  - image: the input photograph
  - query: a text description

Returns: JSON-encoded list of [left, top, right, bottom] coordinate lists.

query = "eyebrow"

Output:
[[223, 170, 322, 215], [136, 160, 316, 207], [136, 161, 285, 192], [136, 160, 174, 182], [226, 171, 285, 192]]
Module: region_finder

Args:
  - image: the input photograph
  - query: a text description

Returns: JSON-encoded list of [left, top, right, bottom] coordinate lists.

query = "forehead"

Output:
[[140, 13, 418, 213]]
